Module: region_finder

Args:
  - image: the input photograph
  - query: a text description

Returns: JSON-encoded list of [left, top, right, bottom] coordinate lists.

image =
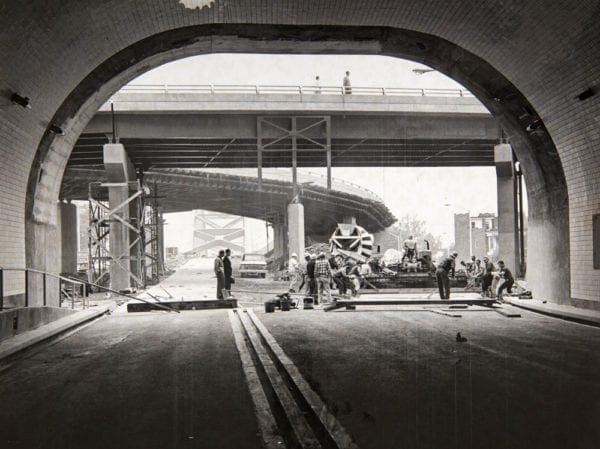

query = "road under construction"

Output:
[[1, 2, 600, 448]]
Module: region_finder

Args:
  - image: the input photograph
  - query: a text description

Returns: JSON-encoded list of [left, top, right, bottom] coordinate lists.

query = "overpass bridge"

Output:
[[70, 84, 499, 171], [60, 167, 396, 235]]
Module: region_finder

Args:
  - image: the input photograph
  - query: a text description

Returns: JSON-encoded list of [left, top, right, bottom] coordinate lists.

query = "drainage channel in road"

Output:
[[229, 308, 359, 449]]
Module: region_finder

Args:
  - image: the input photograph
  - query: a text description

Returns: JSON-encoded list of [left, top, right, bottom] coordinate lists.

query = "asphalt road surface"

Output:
[[259, 306, 600, 449], [0, 310, 263, 449], [1, 258, 599, 449]]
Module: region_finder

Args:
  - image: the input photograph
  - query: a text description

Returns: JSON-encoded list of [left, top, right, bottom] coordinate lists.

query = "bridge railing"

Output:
[[117, 83, 474, 97], [195, 168, 384, 203]]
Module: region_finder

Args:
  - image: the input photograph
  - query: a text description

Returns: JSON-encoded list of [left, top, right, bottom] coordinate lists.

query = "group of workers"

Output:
[[287, 251, 371, 305], [463, 255, 515, 300], [437, 252, 515, 300], [286, 248, 516, 304]]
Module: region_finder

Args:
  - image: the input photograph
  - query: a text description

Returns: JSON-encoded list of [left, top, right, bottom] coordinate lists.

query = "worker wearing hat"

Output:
[[436, 251, 458, 300], [288, 253, 301, 292]]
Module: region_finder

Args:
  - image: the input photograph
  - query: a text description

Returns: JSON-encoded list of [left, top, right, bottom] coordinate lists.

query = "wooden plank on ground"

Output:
[[430, 309, 462, 318]]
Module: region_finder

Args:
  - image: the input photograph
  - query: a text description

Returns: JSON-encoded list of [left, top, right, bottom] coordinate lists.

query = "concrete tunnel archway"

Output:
[[22, 24, 571, 307]]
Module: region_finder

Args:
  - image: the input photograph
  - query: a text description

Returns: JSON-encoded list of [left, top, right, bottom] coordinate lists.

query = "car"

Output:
[[239, 253, 267, 278]]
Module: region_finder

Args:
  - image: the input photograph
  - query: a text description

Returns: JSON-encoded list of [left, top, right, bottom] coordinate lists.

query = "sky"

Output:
[[130, 54, 503, 251]]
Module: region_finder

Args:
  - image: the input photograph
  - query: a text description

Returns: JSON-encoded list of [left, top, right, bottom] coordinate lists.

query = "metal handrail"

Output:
[[116, 83, 473, 97], [0, 267, 177, 313], [0, 267, 87, 311]]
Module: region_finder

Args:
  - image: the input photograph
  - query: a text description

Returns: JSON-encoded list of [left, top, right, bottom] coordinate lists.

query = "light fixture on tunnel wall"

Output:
[[49, 124, 64, 135], [11, 93, 31, 109], [525, 119, 542, 133]]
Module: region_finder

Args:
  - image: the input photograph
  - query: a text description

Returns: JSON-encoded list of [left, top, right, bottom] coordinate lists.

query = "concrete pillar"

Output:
[[103, 143, 136, 291], [25, 207, 62, 307], [60, 202, 79, 274], [287, 203, 305, 260], [108, 186, 131, 291], [495, 144, 520, 276], [273, 223, 286, 262]]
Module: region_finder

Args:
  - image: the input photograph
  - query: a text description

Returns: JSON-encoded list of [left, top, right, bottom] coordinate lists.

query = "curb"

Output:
[[0, 306, 110, 361], [504, 298, 600, 328]]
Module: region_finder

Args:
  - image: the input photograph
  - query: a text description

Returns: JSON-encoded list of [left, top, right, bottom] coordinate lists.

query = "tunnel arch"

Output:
[[22, 24, 573, 306]]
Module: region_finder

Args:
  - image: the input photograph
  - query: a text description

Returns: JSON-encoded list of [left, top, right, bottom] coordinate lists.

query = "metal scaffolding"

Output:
[[87, 180, 149, 290], [143, 183, 165, 285]]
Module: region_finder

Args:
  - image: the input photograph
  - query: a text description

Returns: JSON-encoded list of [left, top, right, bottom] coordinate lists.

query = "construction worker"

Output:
[[481, 256, 495, 298], [314, 252, 333, 304], [495, 260, 515, 302], [214, 250, 226, 300], [305, 254, 317, 300], [436, 251, 457, 299], [403, 235, 418, 262], [297, 254, 310, 292], [467, 255, 477, 273], [288, 253, 301, 292]]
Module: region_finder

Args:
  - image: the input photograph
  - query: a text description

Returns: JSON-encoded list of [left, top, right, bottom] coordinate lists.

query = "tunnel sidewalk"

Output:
[[0, 301, 118, 361], [505, 298, 600, 327]]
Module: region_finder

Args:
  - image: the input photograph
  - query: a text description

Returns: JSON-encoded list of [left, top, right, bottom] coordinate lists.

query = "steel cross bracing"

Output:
[[88, 181, 150, 290], [257, 116, 332, 195]]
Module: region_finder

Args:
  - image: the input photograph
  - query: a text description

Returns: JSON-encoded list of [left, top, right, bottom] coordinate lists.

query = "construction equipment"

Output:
[[328, 223, 467, 289], [329, 223, 374, 262]]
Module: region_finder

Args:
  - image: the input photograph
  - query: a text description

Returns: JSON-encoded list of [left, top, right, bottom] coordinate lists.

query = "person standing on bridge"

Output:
[[223, 248, 233, 297], [436, 251, 457, 300], [314, 75, 321, 94], [343, 71, 352, 94], [214, 249, 226, 300]]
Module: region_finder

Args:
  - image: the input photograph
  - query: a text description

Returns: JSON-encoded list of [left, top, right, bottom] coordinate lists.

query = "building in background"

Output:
[[454, 212, 498, 262]]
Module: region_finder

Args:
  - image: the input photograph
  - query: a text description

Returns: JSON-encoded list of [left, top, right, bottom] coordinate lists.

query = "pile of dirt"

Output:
[[304, 241, 330, 256]]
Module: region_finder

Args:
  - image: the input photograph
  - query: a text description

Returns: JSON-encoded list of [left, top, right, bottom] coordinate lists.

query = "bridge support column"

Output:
[[495, 144, 520, 276], [108, 186, 132, 291], [60, 202, 79, 274], [104, 143, 137, 292], [272, 223, 287, 267], [287, 203, 305, 261]]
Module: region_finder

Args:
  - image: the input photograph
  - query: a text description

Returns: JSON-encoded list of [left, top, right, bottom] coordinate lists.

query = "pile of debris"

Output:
[[304, 241, 330, 255]]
